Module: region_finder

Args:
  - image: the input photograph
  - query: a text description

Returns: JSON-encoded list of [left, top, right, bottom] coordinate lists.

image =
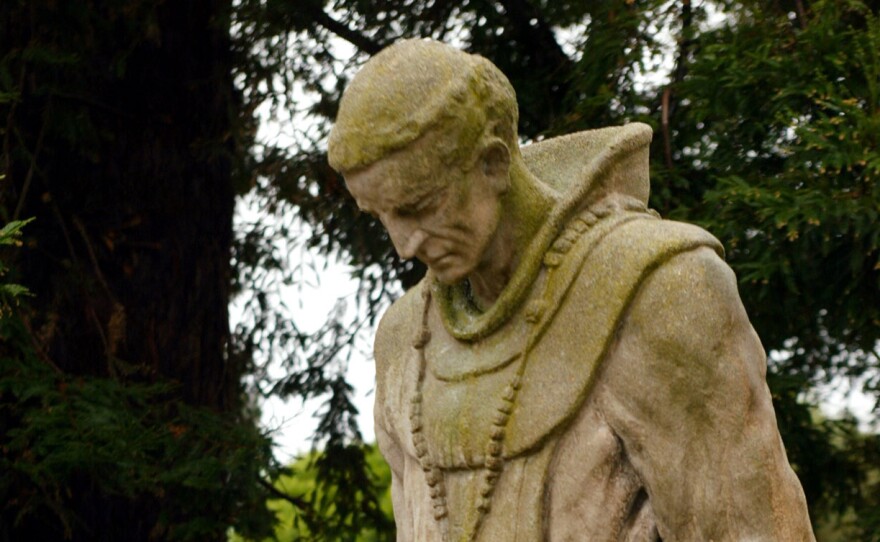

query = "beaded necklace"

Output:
[[411, 285, 528, 541]]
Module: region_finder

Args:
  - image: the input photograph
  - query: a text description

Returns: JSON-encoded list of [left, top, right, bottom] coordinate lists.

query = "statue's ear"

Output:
[[480, 139, 511, 195]]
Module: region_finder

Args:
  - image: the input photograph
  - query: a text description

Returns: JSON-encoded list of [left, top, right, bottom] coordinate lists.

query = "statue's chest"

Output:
[[419, 358, 521, 469], [416, 311, 537, 469]]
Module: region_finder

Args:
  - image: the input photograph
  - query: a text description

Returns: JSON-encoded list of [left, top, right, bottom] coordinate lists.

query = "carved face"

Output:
[[344, 132, 510, 285]]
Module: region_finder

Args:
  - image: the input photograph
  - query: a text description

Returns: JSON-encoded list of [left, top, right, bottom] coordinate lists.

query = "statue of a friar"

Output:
[[328, 38, 815, 542]]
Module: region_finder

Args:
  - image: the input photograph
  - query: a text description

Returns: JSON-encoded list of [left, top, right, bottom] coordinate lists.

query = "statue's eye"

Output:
[[396, 186, 447, 218], [396, 197, 431, 218]]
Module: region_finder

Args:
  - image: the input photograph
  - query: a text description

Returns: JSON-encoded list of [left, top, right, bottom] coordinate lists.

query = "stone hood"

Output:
[[522, 122, 653, 222]]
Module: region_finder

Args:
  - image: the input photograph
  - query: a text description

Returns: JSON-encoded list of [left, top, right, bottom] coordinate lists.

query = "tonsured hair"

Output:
[[328, 39, 518, 173]]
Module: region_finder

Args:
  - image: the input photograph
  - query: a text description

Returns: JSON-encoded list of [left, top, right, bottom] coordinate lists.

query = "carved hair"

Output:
[[328, 39, 519, 172]]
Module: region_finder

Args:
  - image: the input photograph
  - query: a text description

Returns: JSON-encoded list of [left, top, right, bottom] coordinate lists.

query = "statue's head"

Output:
[[328, 38, 519, 173], [329, 39, 522, 285]]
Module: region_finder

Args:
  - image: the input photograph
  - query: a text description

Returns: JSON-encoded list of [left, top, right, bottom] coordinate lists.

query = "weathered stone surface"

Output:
[[329, 38, 816, 542]]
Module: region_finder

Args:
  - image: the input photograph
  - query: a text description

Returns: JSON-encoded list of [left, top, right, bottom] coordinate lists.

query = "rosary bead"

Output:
[[502, 385, 517, 402], [486, 440, 502, 456], [485, 456, 504, 471]]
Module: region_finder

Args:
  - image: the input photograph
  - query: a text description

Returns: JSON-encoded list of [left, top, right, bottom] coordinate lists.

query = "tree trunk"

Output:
[[2, 0, 240, 539]]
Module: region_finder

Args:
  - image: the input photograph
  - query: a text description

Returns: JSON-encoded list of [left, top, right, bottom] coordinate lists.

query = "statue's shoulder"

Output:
[[616, 219, 748, 346], [580, 213, 751, 374], [548, 209, 724, 300], [605, 216, 732, 301], [607, 214, 722, 256], [576, 213, 725, 284], [374, 279, 425, 367]]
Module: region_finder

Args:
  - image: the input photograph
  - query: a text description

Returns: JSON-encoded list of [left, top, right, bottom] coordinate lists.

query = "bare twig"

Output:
[[660, 0, 695, 171], [71, 216, 113, 296], [308, 8, 384, 55], [13, 102, 48, 221], [21, 317, 64, 374], [794, 0, 808, 29], [662, 87, 674, 170], [257, 476, 319, 529], [3, 63, 26, 190]]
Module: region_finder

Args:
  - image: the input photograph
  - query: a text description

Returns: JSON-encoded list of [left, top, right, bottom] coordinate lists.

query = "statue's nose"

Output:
[[386, 219, 426, 260]]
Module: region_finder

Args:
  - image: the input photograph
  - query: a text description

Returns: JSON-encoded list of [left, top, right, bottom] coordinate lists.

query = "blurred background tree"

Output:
[[2, 0, 878, 540], [1, 1, 276, 540]]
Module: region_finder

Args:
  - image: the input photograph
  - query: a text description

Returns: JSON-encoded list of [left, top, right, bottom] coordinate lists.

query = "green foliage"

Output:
[[661, 1, 880, 380], [0, 219, 33, 313], [0, 219, 277, 540], [803, 411, 880, 541], [230, 445, 394, 542], [0, 353, 277, 541]]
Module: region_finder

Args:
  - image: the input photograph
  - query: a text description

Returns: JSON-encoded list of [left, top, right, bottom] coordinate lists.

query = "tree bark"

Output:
[[2, 0, 240, 539]]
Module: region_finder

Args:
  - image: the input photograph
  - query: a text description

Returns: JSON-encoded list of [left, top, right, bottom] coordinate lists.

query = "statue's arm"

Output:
[[373, 291, 417, 541], [375, 420, 409, 541], [596, 246, 815, 541]]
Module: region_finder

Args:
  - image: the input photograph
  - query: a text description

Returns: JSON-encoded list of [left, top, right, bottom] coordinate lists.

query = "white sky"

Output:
[[250, 260, 379, 461], [231, 193, 384, 463]]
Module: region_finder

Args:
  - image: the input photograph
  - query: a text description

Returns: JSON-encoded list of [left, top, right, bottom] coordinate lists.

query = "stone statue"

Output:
[[328, 39, 816, 542]]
